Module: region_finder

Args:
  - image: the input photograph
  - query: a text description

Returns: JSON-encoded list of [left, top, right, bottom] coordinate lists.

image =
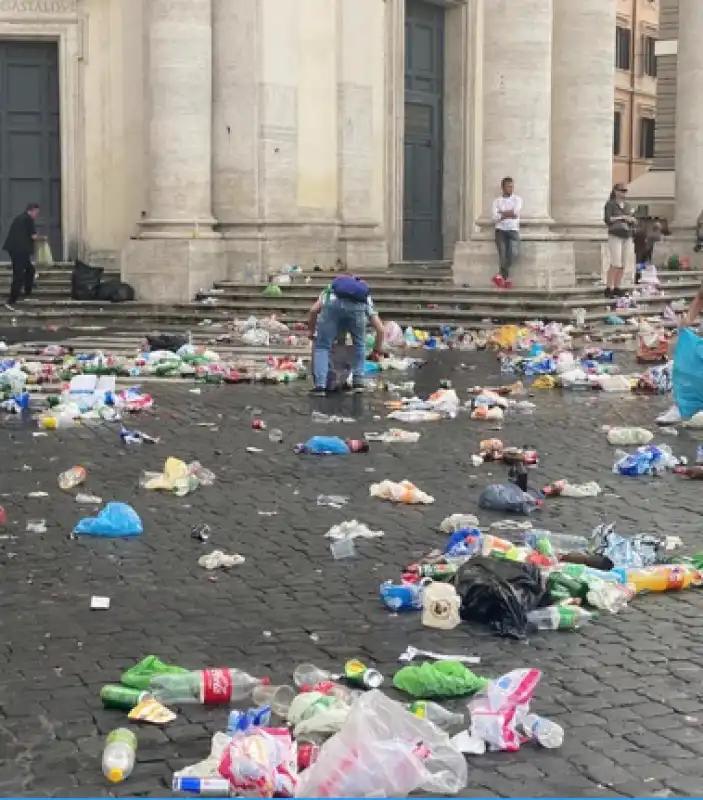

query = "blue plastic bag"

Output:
[[297, 436, 351, 455], [74, 502, 143, 537], [673, 328, 703, 419]]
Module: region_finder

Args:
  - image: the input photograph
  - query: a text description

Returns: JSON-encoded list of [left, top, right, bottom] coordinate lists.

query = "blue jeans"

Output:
[[313, 298, 366, 388], [495, 229, 520, 278]]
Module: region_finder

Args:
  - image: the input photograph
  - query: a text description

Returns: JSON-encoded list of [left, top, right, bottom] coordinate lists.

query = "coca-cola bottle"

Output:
[[148, 668, 267, 705]]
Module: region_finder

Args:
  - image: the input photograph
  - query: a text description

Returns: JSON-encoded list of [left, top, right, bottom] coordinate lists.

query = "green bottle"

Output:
[[100, 685, 149, 710]]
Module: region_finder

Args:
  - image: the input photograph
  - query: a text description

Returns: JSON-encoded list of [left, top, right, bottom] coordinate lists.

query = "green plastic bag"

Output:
[[263, 284, 283, 298], [393, 661, 489, 698], [120, 655, 188, 690]]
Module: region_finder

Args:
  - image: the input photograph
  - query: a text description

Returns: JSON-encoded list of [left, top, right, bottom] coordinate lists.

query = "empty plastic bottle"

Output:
[[102, 728, 137, 783], [520, 713, 564, 748], [58, 466, 87, 490], [523, 530, 590, 554], [409, 701, 464, 730], [148, 668, 265, 705], [293, 664, 336, 690], [526, 606, 593, 631]]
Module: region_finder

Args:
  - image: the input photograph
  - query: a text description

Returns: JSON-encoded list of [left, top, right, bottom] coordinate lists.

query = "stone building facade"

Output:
[[0, 0, 619, 300]]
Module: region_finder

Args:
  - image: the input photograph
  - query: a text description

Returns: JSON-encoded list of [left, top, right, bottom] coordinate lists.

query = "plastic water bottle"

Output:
[[58, 466, 87, 490], [523, 530, 590, 554], [526, 606, 593, 631], [293, 664, 336, 689], [409, 701, 464, 730], [148, 669, 265, 705], [521, 713, 564, 748], [102, 728, 137, 783]]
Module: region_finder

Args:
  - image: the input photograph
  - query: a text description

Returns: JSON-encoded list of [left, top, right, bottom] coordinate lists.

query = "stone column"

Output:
[[337, 0, 388, 268], [453, 0, 576, 288], [673, 0, 703, 235], [121, 0, 225, 302], [141, 0, 215, 233], [550, 0, 615, 279], [478, 0, 554, 229]]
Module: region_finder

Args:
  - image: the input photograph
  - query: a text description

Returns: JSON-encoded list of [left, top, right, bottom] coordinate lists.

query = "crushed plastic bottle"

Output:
[[520, 713, 564, 748], [293, 664, 337, 690], [605, 427, 654, 446], [526, 606, 593, 630], [409, 700, 464, 730], [148, 668, 265, 705], [102, 728, 137, 783], [523, 530, 590, 554], [58, 466, 87, 490]]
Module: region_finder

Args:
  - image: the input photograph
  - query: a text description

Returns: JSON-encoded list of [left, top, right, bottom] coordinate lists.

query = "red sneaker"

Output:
[[492, 274, 505, 289], [503, 279, 513, 290]]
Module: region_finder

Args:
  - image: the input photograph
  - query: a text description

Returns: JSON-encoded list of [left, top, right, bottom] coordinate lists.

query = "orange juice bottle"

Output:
[[613, 565, 702, 593], [481, 534, 513, 558]]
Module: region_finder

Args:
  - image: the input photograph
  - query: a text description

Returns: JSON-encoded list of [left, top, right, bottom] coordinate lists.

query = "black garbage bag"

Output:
[[96, 280, 135, 302], [453, 556, 545, 639], [71, 259, 103, 300], [146, 333, 188, 353]]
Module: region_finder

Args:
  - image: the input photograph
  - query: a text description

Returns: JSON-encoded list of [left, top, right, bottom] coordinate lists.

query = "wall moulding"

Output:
[[0, 0, 76, 14]]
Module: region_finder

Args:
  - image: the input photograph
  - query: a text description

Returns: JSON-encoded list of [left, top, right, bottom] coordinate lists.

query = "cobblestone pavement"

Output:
[[2, 348, 703, 798]]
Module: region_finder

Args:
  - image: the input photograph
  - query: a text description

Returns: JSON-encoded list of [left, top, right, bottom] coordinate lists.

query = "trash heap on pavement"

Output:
[[98, 655, 570, 796]]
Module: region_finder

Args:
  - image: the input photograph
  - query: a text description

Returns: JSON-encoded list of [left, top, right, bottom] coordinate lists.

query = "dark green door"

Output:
[[0, 42, 62, 258], [403, 0, 444, 261]]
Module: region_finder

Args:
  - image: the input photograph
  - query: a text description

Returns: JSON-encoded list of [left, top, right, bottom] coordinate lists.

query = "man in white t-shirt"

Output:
[[491, 177, 522, 289]]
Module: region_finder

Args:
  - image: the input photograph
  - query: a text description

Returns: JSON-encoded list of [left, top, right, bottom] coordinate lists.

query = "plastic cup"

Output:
[[252, 683, 296, 716], [330, 537, 356, 559], [268, 429, 283, 443]]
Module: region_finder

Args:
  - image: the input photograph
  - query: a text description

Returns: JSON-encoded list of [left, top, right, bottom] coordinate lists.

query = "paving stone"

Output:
[[2, 347, 703, 796]]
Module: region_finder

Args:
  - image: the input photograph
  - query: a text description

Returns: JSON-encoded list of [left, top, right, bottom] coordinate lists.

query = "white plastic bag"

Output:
[[295, 691, 467, 798]]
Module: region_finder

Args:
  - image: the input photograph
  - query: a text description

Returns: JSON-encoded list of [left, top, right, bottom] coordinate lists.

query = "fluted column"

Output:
[[479, 0, 553, 230], [673, 0, 703, 233], [551, 0, 615, 234], [141, 0, 215, 235]]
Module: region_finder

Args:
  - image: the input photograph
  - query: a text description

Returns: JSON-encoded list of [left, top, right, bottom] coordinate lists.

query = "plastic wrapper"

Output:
[[219, 727, 296, 798], [468, 668, 541, 752], [73, 502, 143, 537], [295, 690, 467, 798], [478, 483, 539, 515], [453, 556, 545, 639], [287, 692, 350, 737], [121, 656, 189, 690], [439, 513, 480, 534], [393, 661, 488, 698], [369, 479, 434, 504], [591, 522, 664, 568], [673, 328, 703, 419]]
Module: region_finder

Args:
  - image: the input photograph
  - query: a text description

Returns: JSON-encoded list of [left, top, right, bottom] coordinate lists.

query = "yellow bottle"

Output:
[[615, 565, 702, 593]]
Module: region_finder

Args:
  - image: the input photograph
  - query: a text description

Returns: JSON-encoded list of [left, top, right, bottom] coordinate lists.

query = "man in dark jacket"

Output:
[[3, 203, 41, 311]]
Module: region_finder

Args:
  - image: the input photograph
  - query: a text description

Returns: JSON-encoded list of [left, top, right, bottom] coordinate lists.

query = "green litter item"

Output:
[[263, 284, 283, 298], [689, 553, 703, 571], [120, 656, 189, 691], [667, 254, 680, 271], [393, 660, 489, 698]]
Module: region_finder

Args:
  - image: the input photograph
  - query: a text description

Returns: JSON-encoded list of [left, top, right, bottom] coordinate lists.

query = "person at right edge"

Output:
[[655, 282, 703, 426], [603, 184, 636, 298], [307, 275, 385, 396], [3, 202, 42, 312]]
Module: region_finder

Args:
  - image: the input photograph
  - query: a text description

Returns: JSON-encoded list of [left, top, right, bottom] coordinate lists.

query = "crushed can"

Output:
[[251, 419, 266, 430], [344, 659, 384, 689], [191, 524, 211, 542], [297, 742, 320, 771]]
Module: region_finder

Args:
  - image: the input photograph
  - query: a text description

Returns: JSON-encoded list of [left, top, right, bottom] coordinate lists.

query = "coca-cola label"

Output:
[[201, 669, 233, 704]]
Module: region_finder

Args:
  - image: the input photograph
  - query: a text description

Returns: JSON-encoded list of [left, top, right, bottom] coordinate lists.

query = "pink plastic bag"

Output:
[[219, 727, 297, 798], [468, 668, 541, 752]]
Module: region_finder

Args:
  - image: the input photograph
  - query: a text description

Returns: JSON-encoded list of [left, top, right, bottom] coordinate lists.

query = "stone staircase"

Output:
[[0, 261, 699, 333]]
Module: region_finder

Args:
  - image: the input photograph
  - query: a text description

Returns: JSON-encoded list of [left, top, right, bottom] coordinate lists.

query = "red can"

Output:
[[346, 439, 369, 453], [252, 419, 267, 430], [297, 742, 320, 771]]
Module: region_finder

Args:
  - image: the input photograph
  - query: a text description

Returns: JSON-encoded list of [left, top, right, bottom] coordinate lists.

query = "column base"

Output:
[[453, 236, 576, 290], [121, 237, 226, 303], [218, 222, 388, 282]]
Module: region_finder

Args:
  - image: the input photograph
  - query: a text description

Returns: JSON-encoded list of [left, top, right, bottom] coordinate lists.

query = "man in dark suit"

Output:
[[3, 203, 41, 311]]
